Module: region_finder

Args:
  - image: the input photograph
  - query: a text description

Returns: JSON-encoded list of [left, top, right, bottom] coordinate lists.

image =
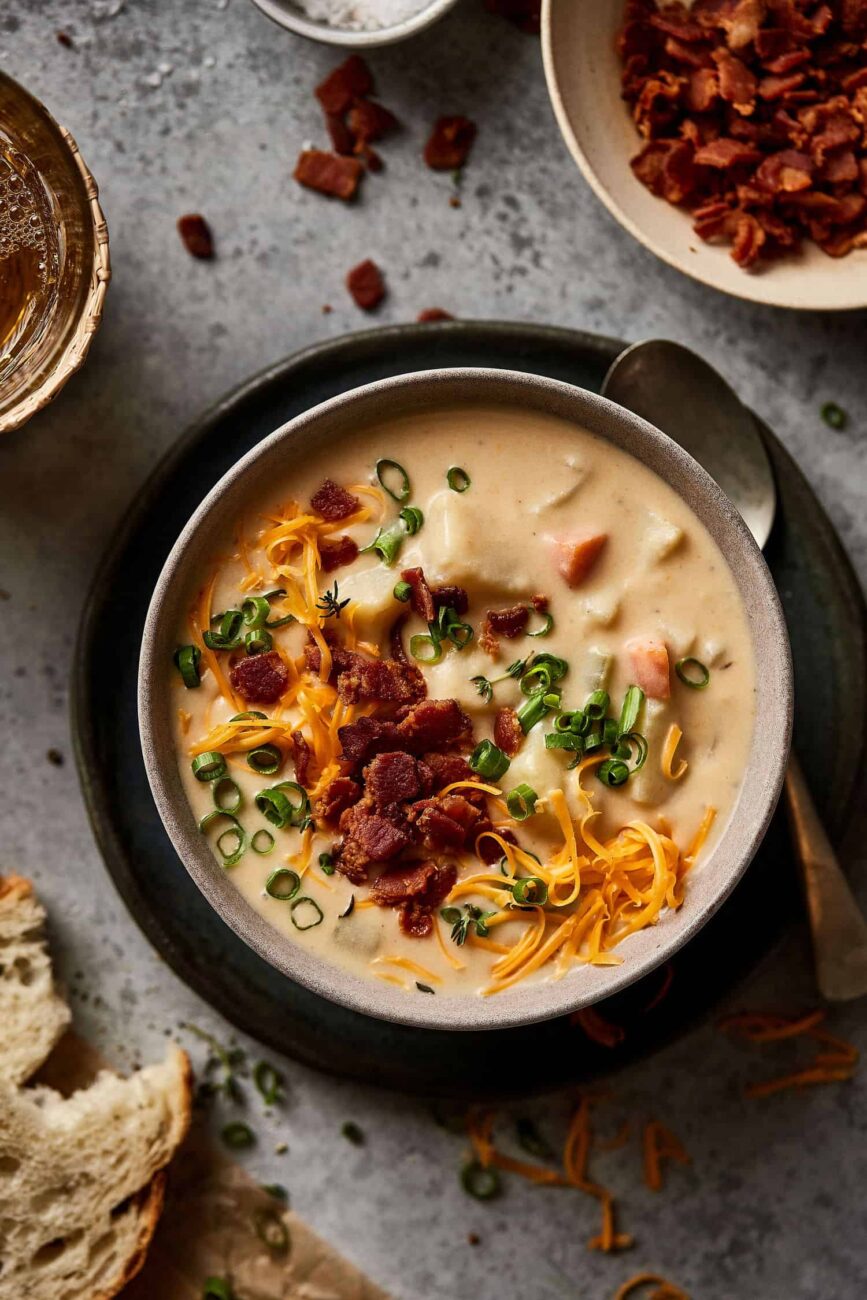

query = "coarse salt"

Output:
[[292, 0, 433, 31]]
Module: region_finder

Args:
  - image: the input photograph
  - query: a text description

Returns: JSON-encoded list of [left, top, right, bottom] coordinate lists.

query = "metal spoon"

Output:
[[602, 338, 867, 1001]]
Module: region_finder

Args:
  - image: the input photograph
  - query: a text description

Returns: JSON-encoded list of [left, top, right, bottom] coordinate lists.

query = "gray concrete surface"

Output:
[[3, 2, 867, 1297]]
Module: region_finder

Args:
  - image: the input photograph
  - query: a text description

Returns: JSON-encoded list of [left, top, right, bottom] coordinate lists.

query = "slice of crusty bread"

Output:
[[0, 874, 71, 1086], [0, 1045, 192, 1300]]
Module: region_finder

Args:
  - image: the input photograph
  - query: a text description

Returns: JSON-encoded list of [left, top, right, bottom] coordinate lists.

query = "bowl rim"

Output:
[[540, 0, 867, 313], [248, 0, 459, 47], [138, 366, 792, 1032]]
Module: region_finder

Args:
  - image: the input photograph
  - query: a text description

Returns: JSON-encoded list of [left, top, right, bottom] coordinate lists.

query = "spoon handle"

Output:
[[785, 752, 867, 1001]]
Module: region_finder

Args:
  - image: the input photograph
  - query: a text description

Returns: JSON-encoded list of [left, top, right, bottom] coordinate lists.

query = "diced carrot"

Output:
[[626, 637, 670, 700], [549, 533, 607, 588]]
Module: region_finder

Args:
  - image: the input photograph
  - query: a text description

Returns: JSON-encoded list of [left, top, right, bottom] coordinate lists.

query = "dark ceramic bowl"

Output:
[[138, 368, 792, 1031]]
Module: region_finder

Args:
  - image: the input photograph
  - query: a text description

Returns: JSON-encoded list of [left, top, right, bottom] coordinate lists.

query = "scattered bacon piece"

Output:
[[347, 99, 399, 147], [315, 55, 373, 115], [494, 706, 523, 757], [338, 715, 402, 768], [424, 116, 477, 170], [310, 479, 360, 521], [294, 150, 363, 201], [484, 0, 541, 35], [618, 0, 867, 265], [396, 698, 473, 751], [56, 30, 74, 47], [422, 751, 473, 788], [417, 308, 455, 322], [326, 111, 355, 156], [347, 258, 386, 310], [431, 584, 469, 615], [177, 214, 214, 259], [364, 752, 429, 806], [319, 535, 359, 573], [549, 533, 608, 588], [486, 605, 529, 638], [229, 651, 289, 704], [478, 825, 517, 865], [400, 567, 436, 623], [291, 730, 313, 787], [306, 640, 426, 706]]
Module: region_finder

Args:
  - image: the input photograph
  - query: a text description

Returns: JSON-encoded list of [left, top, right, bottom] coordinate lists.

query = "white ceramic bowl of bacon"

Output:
[[542, 0, 867, 310], [138, 368, 792, 1032]]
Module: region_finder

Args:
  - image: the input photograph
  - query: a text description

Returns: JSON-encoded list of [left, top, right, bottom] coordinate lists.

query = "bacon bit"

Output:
[[484, 0, 541, 35], [719, 1008, 860, 1097], [229, 651, 289, 704], [346, 258, 386, 310], [486, 604, 529, 638], [493, 706, 523, 758], [572, 1006, 626, 1049], [326, 111, 356, 156], [319, 535, 359, 573], [417, 308, 455, 322], [315, 55, 373, 115], [347, 99, 399, 147], [400, 567, 436, 622], [56, 30, 74, 47], [177, 214, 214, 260], [642, 1120, 690, 1192], [291, 730, 313, 787], [294, 149, 363, 201], [424, 116, 477, 170], [449, 195, 462, 209], [310, 479, 360, 521], [613, 1273, 690, 1300]]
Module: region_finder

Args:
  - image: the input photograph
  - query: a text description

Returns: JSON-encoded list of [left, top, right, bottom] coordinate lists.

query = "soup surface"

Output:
[[169, 404, 755, 999]]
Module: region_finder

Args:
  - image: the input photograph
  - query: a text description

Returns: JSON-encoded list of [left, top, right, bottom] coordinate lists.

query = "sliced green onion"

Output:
[[221, 1121, 255, 1150], [173, 644, 201, 688], [584, 690, 609, 721], [393, 580, 412, 602], [618, 685, 644, 737], [527, 609, 554, 638], [505, 784, 538, 821], [255, 781, 310, 829], [360, 522, 404, 566], [253, 1059, 284, 1106], [213, 777, 242, 814], [545, 732, 583, 753], [376, 457, 410, 503], [339, 895, 355, 919], [192, 751, 226, 782], [203, 1278, 234, 1300], [253, 1206, 290, 1256], [416, 982, 436, 994], [469, 740, 510, 780], [400, 505, 424, 534], [319, 852, 335, 876], [447, 466, 471, 493], [520, 654, 568, 694], [512, 876, 548, 905], [242, 595, 272, 628], [598, 758, 630, 787], [251, 828, 275, 855], [265, 868, 300, 900], [516, 690, 552, 734], [821, 401, 847, 430], [248, 744, 283, 775], [342, 1120, 365, 1145], [231, 710, 267, 721], [245, 627, 273, 656], [203, 608, 244, 650], [554, 709, 587, 735], [410, 633, 444, 664], [216, 824, 245, 866], [290, 896, 324, 930], [602, 717, 619, 747], [613, 731, 648, 771], [433, 604, 474, 650], [584, 729, 603, 753], [675, 657, 710, 690], [461, 1160, 501, 1200]]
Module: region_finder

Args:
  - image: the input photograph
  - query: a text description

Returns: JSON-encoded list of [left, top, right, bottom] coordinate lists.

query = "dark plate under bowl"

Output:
[[72, 321, 867, 1097]]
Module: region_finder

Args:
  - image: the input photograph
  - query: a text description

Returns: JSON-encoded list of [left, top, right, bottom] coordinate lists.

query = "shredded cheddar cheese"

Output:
[[661, 723, 688, 780], [642, 1120, 691, 1192], [614, 1273, 690, 1300], [372, 955, 443, 985], [719, 1009, 859, 1098]]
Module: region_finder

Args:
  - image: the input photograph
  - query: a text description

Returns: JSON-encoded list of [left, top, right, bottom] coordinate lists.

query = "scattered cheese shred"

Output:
[[661, 723, 688, 780], [613, 1273, 690, 1300], [642, 1120, 691, 1192], [719, 1008, 859, 1098], [372, 955, 443, 985]]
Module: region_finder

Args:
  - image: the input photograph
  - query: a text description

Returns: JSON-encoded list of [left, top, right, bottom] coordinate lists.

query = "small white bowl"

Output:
[[249, 0, 459, 47], [542, 0, 867, 311]]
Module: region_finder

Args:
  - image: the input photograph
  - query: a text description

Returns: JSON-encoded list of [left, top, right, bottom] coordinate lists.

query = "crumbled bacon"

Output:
[[364, 752, 430, 806], [338, 715, 402, 768], [347, 258, 386, 310], [347, 99, 399, 147], [177, 214, 214, 259], [316, 776, 360, 823], [618, 0, 867, 265], [306, 640, 426, 706], [294, 150, 363, 201], [424, 116, 477, 170], [400, 567, 436, 623], [229, 651, 288, 704], [310, 479, 360, 521], [371, 860, 457, 937], [319, 535, 359, 573], [291, 730, 313, 787], [494, 706, 523, 757], [480, 604, 529, 656], [432, 584, 470, 615], [478, 825, 517, 866], [417, 308, 455, 321], [396, 698, 473, 751], [315, 55, 373, 115]]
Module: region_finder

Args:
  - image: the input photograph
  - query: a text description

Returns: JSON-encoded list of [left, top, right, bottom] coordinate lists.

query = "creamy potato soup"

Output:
[[170, 405, 755, 999]]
